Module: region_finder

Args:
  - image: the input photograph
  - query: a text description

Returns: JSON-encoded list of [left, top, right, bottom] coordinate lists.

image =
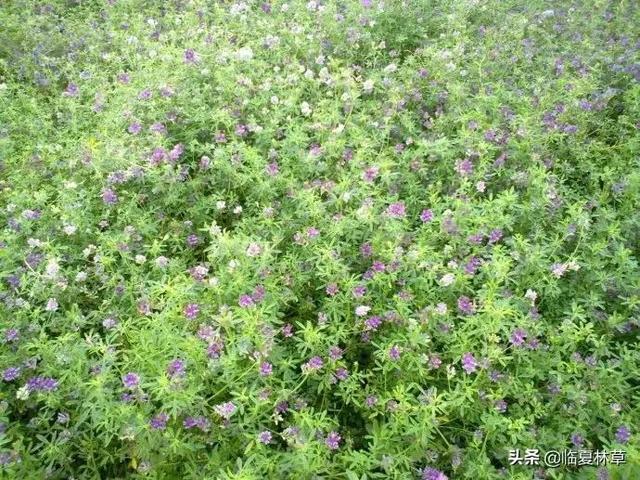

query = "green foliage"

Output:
[[0, 0, 639, 479]]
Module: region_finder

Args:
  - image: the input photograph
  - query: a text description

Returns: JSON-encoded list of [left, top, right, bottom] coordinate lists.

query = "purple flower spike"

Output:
[[422, 467, 448, 480], [325, 431, 341, 450], [122, 372, 140, 389], [258, 430, 272, 444], [461, 353, 477, 374]]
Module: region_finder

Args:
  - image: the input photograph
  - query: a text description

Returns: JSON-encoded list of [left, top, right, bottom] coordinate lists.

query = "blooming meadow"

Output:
[[1, 0, 639, 479]]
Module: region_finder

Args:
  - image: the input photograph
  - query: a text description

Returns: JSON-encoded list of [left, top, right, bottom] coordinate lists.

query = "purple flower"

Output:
[[5, 329, 19, 343], [328, 346, 343, 361], [488, 228, 503, 244], [214, 402, 237, 419], [186, 234, 200, 247], [365, 395, 378, 407], [238, 294, 255, 308], [361, 0, 372, 7], [138, 88, 152, 100], [326, 283, 339, 296], [360, 242, 373, 258], [388, 345, 401, 361], [117, 73, 130, 84], [150, 413, 169, 430], [2, 367, 21, 382], [457, 296, 475, 315], [26, 376, 59, 392], [615, 425, 631, 444], [464, 256, 482, 275], [128, 122, 142, 134], [259, 362, 273, 376], [183, 416, 210, 431], [184, 48, 199, 64], [282, 323, 294, 338], [304, 356, 324, 372], [235, 124, 248, 137], [101, 188, 118, 205], [422, 467, 448, 480], [64, 83, 79, 97], [265, 162, 279, 176], [364, 315, 382, 331], [150, 122, 167, 134], [258, 430, 272, 444], [275, 401, 288, 414], [495, 399, 508, 413], [122, 372, 140, 389], [362, 166, 379, 182], [571, 433, 584, 448], [334, 367, 349, 381], [429, 355, 442, 369], [168, 143, 184, 162], [461, 353, 477, 374], [352, 285, 367, 298], [386, 202, 406, 218], [252, 285, 266, 303], [306, 227, 320, 239], [184, 303, 200, 320], [207, 341, 223, 359], [420, 209, 434, 223], [468, 233, 484, 245], [455, 159, 473, 176], [510, 328, 527, 347], [167, 359, 186, 378], [325, 431, 341, 450]]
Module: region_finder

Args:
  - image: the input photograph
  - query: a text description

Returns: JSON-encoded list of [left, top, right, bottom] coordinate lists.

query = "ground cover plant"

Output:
[[0, 0, 639, 478]]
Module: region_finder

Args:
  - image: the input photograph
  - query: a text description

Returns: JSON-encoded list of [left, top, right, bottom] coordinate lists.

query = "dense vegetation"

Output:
[[0, 1, 639, 478]]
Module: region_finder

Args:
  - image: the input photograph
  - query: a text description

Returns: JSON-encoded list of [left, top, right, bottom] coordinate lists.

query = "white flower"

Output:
[[135, 255, 146, 265], [233, 205, 243, 214], [355, 305, 371, 317], [63, 224, 77, 235], [300, 102, 312, 116], [363, 79, 374, 93], [435, 303, 448, 315], [209, 222, 222, 236], [45, 298, 59, 312], [216, 201, 226, 210], [270, 96, 279, 105], [45, 259, 60, 278], [281, 3, 289, 12], [27, 238, 43, 248], [439, 273, 455, 287], [476, 181, 486, 192], [17, 385, 30, 400], [75, 271, 88, 282], [566, 260, 580, 271], [236, 47, 254, 62], [384, 63, 397, 73], [208, 276, 220, 287], [525, 289, 538, 303]]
